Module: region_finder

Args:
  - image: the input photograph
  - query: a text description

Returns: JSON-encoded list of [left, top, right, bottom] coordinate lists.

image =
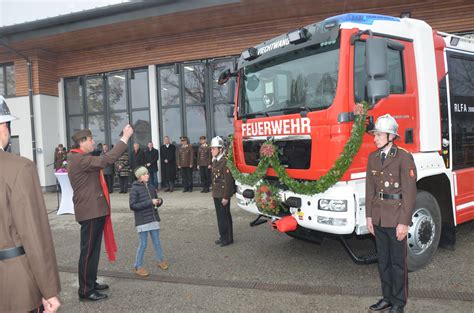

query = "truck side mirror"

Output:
[[227, 80, 236, 118], [366, 38, 390, 106]]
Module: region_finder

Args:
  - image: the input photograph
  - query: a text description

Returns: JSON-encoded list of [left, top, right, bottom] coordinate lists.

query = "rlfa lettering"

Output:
[[454, 103, 473, 113], [242, 118, 311, 137]]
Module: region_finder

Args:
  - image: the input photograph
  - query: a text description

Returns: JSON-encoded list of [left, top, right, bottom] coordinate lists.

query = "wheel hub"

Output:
[[408, 208, 435, 255]]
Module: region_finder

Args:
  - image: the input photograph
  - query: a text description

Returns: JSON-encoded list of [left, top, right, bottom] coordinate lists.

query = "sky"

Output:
[[0, 0, 128, 27]]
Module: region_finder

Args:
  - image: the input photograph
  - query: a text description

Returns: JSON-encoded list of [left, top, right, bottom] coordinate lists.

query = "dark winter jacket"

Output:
[[129, 181, 161, 226], [144, 147, 159, 172]]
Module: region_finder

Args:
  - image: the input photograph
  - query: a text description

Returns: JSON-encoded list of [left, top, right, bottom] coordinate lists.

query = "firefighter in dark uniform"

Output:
[[366, 114, 417, 313], [210, 136, 235, 247], [178, 136, 194, 192], [197, 135, 212, 193]]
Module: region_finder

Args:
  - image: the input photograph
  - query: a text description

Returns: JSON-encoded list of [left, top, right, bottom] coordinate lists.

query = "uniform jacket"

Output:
[[0, 150, 61, 312], [130, 148, 145, 171], [144, 147, 159, 172], [178, 144, 194, 167], [115, 151, 130, 177], [129, 181, 161, 226], [365, 145, 417, 227], [53, 148, 67, 170], [211, 155, 235, 199], [101, 150, 114, 175], [68, 141, 127, 222], [197, 143, 211, 167]]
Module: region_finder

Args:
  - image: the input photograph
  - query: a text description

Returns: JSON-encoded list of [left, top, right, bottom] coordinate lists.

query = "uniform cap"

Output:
[[210, 136, 224, 148], [370, 114, 399, 137], [0, 96, 18, 123], [71, 129, 92, 142]]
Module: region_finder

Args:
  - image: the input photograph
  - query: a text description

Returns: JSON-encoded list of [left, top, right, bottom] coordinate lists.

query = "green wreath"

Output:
[[227, 102, 368, 196], [254, 182, 285, 216]]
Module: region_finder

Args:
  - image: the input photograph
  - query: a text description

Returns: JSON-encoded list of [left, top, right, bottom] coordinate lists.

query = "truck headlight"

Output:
[[318, 199, 348, 212]]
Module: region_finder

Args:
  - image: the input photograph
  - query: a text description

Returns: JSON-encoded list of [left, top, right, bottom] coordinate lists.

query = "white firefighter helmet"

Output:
[[370, 114, 399, 137], [0, 96, 18, 123], [210, 136, 224, 148]]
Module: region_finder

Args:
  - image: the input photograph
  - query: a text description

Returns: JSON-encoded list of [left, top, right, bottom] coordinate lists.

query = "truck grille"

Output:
[[242, 138, 311, 169]]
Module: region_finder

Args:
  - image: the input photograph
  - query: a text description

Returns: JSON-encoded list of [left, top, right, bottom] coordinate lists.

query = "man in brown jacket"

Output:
[[197, 135, 212, 193], [68, 124, 133, 301], [0, 96, 61, 313], [365, 114, 417, 313], [210, 136, 235, 247], [177, 136, 194, 192]]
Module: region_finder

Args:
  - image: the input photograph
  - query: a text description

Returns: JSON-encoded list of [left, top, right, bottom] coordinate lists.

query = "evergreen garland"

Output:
[[227, 102, 368, 196]]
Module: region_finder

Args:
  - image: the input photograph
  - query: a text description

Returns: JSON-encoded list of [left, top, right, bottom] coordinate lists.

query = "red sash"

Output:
[[71, 149, 117, 262]]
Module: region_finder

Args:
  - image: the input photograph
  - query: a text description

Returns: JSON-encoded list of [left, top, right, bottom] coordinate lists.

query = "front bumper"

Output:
[[235, 181, 358, 235]]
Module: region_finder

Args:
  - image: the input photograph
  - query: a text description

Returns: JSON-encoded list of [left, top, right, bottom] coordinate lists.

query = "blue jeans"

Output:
[[149, 171, 158, 189], [134, 229, 164, 268]]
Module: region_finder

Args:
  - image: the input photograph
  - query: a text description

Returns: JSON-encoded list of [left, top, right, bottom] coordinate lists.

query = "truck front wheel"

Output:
[[407, 191, 442, 272]]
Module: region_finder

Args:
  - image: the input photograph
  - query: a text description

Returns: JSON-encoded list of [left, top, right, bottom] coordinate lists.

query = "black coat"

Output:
[[130, 148, 145, 172], [160, 144, 176, 182], [129, 181, 161, 226], [144, 148, 159, 172]]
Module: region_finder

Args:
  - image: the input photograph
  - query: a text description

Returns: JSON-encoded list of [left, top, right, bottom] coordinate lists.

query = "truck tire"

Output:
[[407, 191, 442, 272]]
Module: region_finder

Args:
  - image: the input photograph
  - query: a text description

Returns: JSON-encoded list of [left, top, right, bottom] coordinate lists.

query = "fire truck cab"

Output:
[[223, 13, 474, 271]]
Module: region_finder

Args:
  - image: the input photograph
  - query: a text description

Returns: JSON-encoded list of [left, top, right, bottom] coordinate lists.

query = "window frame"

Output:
[[353, 39, 406, 103], [0, 62, 16, 98]]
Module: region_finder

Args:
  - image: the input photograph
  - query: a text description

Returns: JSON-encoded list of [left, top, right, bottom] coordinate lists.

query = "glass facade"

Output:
[[64, 68, 150, 149]]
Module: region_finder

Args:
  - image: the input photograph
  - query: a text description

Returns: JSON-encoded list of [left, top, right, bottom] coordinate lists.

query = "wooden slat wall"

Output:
[[1, 0, 473, 95]]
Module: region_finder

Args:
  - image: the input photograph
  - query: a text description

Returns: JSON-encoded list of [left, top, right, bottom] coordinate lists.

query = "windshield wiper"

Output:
[[239, 112, 268, 120], [264, 106, 315, 117]]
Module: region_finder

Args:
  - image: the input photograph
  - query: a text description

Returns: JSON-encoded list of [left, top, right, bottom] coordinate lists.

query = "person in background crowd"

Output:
[[160, 136, 176, 192], [54, 143, 67, 170], [210, 136, 235, 247], [129, 166, 169, 277], [144, 142, 159, 190], [102, 144, 114, 193], [365, 114, 417, 313], [130, 143, 145, 180], [197, 135, 211, 193], [92, 143, 103, 156], [68, 124, 134, 302], [178, 136, 193, 192], [0, 95, 61, 313], [116, 147, 130, 194]]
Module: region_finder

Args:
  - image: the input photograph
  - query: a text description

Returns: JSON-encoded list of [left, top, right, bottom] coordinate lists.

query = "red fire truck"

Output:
[[219, 13, 474, 271]]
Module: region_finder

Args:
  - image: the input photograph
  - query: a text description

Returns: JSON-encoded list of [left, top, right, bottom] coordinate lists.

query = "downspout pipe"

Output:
[[0, 39, 36, 163]]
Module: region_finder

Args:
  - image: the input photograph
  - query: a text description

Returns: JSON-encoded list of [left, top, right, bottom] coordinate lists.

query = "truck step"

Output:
[[250, 215, 268, 227], [338, 236, 378, 265]]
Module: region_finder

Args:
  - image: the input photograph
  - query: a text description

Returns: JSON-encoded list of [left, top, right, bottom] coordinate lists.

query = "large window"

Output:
[[447, 51, 474, 169], [65, 68, 150, 148], [157, 57, 236, 186], [157, 57, 236, 145], [354, 41, 405, 103], [0, 63, 15, 97]]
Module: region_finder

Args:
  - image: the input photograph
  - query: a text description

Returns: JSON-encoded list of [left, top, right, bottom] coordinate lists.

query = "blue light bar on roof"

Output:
[[327, 13, 400, 25]]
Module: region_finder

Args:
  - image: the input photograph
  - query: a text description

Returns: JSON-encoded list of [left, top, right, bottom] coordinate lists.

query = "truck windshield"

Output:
[[241, 42, 340, 116]]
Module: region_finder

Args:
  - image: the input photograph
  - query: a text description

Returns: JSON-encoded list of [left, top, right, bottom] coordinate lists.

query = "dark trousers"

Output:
[[213, 198, 233, 244], [149, 170, 158, 189], [374, 225, 408, 306], [199, 166, 211, 190], [78, 216, 106, 296], [119, 176, 128, 193], [181, 167, 193, 191], [104, 174, 114, 193]]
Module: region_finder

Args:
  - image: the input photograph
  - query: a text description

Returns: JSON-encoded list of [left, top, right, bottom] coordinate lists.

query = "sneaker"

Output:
[[158, 261, 169, 270], [134, 267, 149, 277]]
